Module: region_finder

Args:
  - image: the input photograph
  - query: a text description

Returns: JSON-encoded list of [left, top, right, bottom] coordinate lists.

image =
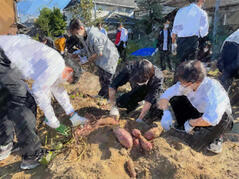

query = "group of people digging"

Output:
[[0, 0, 237, 171]]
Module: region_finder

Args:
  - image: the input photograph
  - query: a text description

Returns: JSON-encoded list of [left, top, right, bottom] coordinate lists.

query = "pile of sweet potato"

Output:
[[113, 127, 160, 151]]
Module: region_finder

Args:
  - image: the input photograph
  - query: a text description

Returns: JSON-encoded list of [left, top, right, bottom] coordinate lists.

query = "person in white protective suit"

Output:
[[0, 35, 88, 136]]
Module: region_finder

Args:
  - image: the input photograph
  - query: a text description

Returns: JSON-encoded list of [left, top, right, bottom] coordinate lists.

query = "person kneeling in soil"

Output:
[[0, 35, 88, 138], [158, 60, 233, 154], [109, 59, 164, 123]]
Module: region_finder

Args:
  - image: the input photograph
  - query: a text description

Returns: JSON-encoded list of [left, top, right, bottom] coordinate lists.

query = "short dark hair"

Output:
[[189, 0, 198, 3], [97, 22, 102, 27], [176, 60, 206, 83], [69, 18, 85, 31], [132, 59, 155, 83], [38, 33, 47, 42]]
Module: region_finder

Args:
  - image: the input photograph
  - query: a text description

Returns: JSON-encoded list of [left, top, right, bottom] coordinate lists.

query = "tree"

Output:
[[35, 7, 66, 37], [135, 0, 163, 34], [68, 0, 94, 25]]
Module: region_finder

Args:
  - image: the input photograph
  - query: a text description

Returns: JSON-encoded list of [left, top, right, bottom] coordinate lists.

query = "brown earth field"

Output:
[[0, 71, 239, 179]]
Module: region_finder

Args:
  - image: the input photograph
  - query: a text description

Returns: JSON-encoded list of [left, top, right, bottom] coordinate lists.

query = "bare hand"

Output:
[[157, 99, 169, 110]]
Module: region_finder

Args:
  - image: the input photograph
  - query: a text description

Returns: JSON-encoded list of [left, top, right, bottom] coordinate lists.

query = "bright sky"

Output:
[[17, 0, 70, 22]]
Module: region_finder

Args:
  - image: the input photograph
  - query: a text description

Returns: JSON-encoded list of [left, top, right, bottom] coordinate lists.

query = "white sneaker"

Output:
[[110, 106, 120, 116], [0, 142, 13, 161], [207, 138, 223, 154]]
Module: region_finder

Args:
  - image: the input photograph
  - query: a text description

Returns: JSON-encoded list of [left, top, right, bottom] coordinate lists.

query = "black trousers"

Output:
[[160, 50, 172, 70], [117, 41, 127, 61], [170, 96, 233, 151], [0, 49, 41, 159], [218, 41, 239, 90], [97, 67, 113, 99], [177, 36, 198, 64], [116, 85, 163, 118]]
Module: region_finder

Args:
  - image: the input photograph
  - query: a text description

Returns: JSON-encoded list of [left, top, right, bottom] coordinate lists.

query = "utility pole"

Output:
[[212, 0, 221, 60]]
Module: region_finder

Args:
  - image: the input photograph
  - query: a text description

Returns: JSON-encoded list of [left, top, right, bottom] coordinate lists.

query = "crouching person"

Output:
[[0, 48, 43, 169], [69, 19, 119, 99], [109, 59, 164, 123], [0, 35, 88, 138], [158, 60, 233, 153]]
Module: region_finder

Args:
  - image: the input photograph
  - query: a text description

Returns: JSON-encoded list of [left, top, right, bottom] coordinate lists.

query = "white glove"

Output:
[[161, 110, 173, 131], [79, 56, 88, 64], [184, 120, 194, 134], [44, 118, 60, 129], [151, 48, 158, 56], [136, 118, 145, 123], [171, 43, 177, 55], [110, 106, 120, 116], [70, 112, 88, 127]]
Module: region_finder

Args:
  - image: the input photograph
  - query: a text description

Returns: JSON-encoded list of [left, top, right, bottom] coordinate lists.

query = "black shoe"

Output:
[[20, 149, 45, 170], [173, 124, 185, 132]]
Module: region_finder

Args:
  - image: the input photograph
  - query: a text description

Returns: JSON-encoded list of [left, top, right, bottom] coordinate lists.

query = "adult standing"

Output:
[[157, 20, 172, 71], [172, 0, 209, 64]]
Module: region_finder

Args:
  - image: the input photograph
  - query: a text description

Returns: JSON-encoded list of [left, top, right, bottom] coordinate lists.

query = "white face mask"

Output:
[[164, 24, 169, 28], [179, 85, 193, 95], [137, 79, 149, 86]]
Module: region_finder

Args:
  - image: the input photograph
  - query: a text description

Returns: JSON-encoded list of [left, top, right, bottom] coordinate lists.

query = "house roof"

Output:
[[104, 12, 138, 25], [64, 0, 137, 10]]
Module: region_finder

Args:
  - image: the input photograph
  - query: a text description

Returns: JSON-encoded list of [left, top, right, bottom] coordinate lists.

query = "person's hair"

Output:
[[38, 33, 47, 42], [176, 60, 206, 83], [97, 22, 102, 27], [118, 23, 123, 28], [189, 0, 199, 3], [69, 18, 85, 31], [132, 59, 155, 83]]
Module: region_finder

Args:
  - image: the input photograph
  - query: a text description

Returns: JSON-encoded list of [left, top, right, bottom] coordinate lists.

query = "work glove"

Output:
[[44, 118, 60, 129], [56, 124, 71, 137], [151, 48, 158, 56], [69, 112, 88, 127], [171, 43, 177, 55], [161, 110, 173, 131], [110, 106, 120, 116], [184, 120, 194, 134], [136, 118, 145, 124]]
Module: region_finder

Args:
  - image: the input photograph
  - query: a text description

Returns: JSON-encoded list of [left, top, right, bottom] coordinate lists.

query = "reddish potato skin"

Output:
[[132, 129, 141, 138], [113, 127, 133, 149], [139, 135, 153, 151], [127, 159, 136, 178], [144, 127, 160, 140]]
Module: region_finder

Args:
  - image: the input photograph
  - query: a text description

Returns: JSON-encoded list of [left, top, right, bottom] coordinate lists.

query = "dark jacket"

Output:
[[157, 28, 172, 52], [110, 61, 164, 104]]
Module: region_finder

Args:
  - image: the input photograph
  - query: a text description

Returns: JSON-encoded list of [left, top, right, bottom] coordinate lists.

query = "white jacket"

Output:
[[0, 35, 74, 128]]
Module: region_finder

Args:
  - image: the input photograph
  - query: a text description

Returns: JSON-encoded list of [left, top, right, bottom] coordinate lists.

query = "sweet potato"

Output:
[[126, 159, 136, 178], [144, 127, 160, 140], [95, 116, 119, 126], [139, 135, 153, 151], [113, 127, 133, 149], [133, 138, 140, 148], [132, 129, 141, 138]]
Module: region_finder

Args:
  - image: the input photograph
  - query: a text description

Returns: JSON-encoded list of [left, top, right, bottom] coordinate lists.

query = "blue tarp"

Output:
[[131, 48, 156, 56]]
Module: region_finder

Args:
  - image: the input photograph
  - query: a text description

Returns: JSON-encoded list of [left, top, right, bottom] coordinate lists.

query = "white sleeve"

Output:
[[202, 86, 228, 126], [160, 82, 183, 100], [32, 87, 59, 128], [51, 82, 75, 115], [172, 11, 183, 35], [199, 11, 209, 37]]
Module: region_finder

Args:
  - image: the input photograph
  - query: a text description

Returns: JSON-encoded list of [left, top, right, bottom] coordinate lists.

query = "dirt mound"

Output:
[[1, 72, 239, 179]]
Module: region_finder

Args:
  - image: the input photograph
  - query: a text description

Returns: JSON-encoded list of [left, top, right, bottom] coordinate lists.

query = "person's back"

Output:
[[0, 35, 65, 83], [173, 3, 208, 38], [86, 26, 119, 75]]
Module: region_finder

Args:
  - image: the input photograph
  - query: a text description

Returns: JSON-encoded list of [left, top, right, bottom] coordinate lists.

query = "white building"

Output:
[[63, 0, 138, 24]]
